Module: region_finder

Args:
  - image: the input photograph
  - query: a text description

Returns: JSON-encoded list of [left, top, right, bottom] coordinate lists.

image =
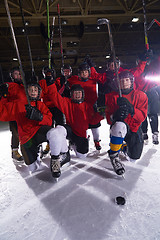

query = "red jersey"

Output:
[[91, 61, 147, 88], [48, 84, 102, 138], [105, 90, 148, 132], [0, 99, 52, 145], [0, 82, 26, 103]]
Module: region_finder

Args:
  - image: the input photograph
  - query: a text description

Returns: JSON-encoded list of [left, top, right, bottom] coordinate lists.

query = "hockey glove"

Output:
[[144, 49, 153, 65], [25, 104, 43, 121], [84, 55, 94, 67], [0, 83, 8, 98], [117, 97, 134, 116], [113, 107, 129, 122], [60, 76, 67, 87]]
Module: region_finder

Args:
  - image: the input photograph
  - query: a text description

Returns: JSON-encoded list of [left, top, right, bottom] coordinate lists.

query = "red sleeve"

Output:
[[47, 83, 69, 114], [130, 61, 147, 78], [55, 77, 61, 91], [0, 100, 16, 121], [126, 91, 148, 129], [90, 67, 107, 84], [37, 101, 52, 126]]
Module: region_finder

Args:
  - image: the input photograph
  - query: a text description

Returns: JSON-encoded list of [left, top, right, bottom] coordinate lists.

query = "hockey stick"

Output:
[[4, 0, 30, 104], [142, 0, 150, 51], [147, 19, 160, 31], [50, 16, 55, 66], [97, 18, 122, 97], [57, 3, 64, 67], [18, 0, 35, 77], [46, 0, 51, 69]]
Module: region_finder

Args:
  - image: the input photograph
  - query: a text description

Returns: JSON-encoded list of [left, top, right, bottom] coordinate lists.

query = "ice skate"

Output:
[[28, 160, 48, 174], [109, 152, 125, 175], [142, 133, 149, 144], [50, 155, 61, 178], [42, 143, 50, 156], [60, 151, 70, 167], [119, 142, 128, 160], [12, 149, 24, 164], [94, 140, 102, 151], [152, 132, 159, 145]]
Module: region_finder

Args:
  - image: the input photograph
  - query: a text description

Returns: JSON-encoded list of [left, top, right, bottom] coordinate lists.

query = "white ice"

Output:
[[0, 119, 160, 240]]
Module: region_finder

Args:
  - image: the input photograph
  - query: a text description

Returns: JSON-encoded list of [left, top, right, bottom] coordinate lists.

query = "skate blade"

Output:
[[53, 177, 59, 182], [61, 162, 71, 169], [13, 159, 25, 165], [144, 140, 149, 145]]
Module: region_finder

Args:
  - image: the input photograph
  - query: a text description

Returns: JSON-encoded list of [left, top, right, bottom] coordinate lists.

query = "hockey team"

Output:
[[0, 52, 160, 179]]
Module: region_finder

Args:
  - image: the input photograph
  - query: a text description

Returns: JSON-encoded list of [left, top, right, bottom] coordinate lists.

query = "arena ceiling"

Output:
[[0, 0, 160, 77]]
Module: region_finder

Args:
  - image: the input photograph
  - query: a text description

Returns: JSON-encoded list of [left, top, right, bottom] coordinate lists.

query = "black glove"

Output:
[[144, 49, 153, 65], [0, 83, 8, 98], [25, 104, 43, 121], [60, 76, 67, 87], [84, 55, 94, 67], [113, 107, 129, 122], [117, 97, 134, 116]]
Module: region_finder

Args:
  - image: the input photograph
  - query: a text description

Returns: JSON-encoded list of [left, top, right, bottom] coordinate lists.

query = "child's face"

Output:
[[13, 70, 22, 81], [109, 62, 119, 71], [80, 70, 89, 79], [28, 86, 39, 99], [63, 69, 71, 77], [72, 90, 82, 101], [120, 77, 131, 89]]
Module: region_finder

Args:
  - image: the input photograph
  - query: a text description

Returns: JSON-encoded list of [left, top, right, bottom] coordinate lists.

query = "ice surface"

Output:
[[0, 119, 160, 240]]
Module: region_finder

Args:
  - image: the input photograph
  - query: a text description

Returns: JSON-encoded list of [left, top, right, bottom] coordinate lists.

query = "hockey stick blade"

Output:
[[97, 18, 109, 25]]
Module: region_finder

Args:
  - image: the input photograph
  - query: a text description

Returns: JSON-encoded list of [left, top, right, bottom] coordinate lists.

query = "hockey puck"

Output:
[[115, 196, 126, 205]]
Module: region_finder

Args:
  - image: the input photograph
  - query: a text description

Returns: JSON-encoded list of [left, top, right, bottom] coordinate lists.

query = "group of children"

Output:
[[0, 54, 159, 178]]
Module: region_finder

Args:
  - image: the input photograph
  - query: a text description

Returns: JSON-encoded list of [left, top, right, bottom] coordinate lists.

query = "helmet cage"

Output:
[[42, 66, 56, 80], [61, 64, 72, 77], [9, 67, 22, 83], [70, 84, 85, 103], [27, 82, 42, 101], [78, 62, 91, 81], [118, 71, 134, 94]]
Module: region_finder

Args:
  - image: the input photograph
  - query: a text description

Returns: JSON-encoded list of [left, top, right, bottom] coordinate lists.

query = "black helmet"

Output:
[[9, 66, 22, 83], [78, 62, 91, 81], [70, 84, 85, 103], [42, 66, 56, 81], [61, 64, 72, 78], [119, 70, 134, 94], [27, 82, 42, 101]]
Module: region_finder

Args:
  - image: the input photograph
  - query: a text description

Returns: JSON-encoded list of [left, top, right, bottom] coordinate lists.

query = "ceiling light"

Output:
[[25, 21, 30, 26], [62, 19, 67, 25], [13, 58, 18, 61], [132, 17, 139, 23], [106, 55, 110, 59], [99, 65, 102, 69], [97, 26, 100, 30]]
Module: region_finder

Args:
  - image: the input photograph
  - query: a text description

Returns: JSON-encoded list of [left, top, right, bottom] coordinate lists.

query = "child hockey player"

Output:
[[0, 67, 25, 163], [0, 81, 68, 178], [46, 83, 103, 178], [105, 71, 148, 175], [68, 62, 104, 151]]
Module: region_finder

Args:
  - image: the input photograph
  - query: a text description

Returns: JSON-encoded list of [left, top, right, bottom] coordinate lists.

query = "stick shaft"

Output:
[[19, 0, 35, 76], [57, 3, 64, 67], [142, 0, 149, 51], [107, 21, 122, 97], [47, 0, 51, 69], [50, 17, 55, 64], [4, 0, 30, 104]]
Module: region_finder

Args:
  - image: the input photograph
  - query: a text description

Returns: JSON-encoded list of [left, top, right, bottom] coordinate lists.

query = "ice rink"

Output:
[[0, 119, 160, 240]]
